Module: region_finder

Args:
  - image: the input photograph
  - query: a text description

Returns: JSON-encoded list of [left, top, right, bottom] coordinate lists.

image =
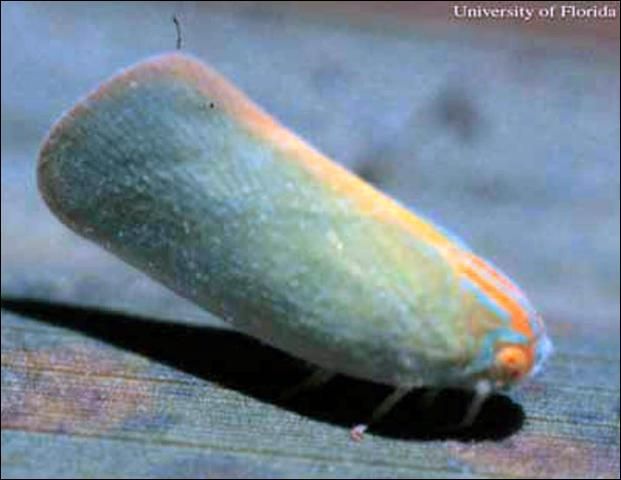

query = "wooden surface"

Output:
[[2, 2, 619, 478], [2, 298, 620, 478]]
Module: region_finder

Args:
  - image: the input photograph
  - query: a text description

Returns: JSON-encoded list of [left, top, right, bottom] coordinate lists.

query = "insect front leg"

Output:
[[459, 379, 492, 427]]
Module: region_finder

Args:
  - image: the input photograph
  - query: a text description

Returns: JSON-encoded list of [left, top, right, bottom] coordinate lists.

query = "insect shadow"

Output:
[[1, 297, 523, 441]]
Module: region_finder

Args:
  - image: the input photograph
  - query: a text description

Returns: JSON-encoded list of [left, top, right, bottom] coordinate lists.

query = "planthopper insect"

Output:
[[38, 53, 552, 440]]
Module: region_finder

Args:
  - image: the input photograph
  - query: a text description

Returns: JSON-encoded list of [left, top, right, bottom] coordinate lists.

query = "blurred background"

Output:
[[2, 2, 619, 478]]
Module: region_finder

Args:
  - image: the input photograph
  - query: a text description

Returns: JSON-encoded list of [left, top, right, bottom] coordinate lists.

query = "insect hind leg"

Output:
[[280, 368, 334, 401]]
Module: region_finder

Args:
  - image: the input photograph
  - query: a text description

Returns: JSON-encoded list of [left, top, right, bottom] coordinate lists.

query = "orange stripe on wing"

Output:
[[459, 254, 533, 338], [457, 252, 535, 371], [462, 252, 527, 301]]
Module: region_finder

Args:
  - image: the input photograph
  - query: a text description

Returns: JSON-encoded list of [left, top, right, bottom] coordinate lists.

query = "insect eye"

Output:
[[495, 345, 530, 381]]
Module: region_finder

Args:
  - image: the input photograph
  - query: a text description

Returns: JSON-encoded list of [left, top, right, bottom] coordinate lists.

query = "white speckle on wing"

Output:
[[327, 230, 344, 252]]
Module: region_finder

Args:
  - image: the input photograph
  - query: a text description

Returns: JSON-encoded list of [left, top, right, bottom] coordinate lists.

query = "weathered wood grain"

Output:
[[2, 301, 619, 478]]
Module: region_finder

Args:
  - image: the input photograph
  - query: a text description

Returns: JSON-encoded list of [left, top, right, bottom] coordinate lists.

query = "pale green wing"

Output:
[[39, 60, 471, 386]]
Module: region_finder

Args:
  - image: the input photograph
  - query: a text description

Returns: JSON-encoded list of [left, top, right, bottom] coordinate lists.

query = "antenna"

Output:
[[172, 15, 183, 50]]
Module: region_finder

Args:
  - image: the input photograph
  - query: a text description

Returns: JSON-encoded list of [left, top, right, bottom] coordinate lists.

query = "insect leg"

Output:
[[419, 388, 440, 409], [459, 379, 492, 427], [280, 368, 334, 401], [350, 387, 411, 441]]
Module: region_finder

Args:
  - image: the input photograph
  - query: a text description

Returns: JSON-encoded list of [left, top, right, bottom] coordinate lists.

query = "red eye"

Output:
[[496, 345, 531, 381]]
